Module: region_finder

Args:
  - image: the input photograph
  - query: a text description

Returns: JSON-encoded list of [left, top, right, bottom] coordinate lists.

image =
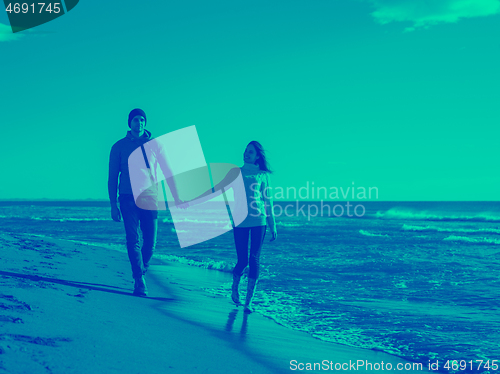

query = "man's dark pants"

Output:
[[118, 194, 158, 279]]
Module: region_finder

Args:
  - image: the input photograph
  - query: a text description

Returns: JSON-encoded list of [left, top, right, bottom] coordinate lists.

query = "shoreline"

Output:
[[0, 232, 432, 373]]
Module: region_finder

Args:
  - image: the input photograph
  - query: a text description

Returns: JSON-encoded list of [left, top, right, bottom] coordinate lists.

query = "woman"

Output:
[[231, 141, 277, 313], [184, 141, 277, 313]]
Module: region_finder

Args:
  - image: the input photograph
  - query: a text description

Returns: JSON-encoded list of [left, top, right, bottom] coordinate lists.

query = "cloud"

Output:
[[0, 23, 24, 42], [366, 0, 500, 30]]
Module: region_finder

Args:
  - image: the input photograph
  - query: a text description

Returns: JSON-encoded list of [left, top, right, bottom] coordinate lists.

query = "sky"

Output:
[[1, 0, 499, 201]]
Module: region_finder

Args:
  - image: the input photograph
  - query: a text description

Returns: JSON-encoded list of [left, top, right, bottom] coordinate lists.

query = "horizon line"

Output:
[[1, 199, 500, 203]]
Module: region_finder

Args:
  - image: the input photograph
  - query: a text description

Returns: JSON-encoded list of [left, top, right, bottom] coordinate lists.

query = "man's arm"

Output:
[[108, 145, 122, 221]]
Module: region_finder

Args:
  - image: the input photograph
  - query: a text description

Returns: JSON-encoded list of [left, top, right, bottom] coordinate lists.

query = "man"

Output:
[[108, 108, 184, 296]]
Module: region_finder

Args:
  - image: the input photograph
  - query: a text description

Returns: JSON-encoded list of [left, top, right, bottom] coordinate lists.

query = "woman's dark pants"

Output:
[[233, 225, 266, 279]]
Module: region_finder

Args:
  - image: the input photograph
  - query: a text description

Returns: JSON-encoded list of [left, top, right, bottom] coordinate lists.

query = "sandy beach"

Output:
[[0, 232, 431, 374]]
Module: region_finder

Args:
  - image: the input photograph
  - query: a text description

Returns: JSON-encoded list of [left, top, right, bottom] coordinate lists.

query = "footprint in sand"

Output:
[[0, 315, 23, 324], [0, 294, 33, 311], [67, 289, 90, 300]]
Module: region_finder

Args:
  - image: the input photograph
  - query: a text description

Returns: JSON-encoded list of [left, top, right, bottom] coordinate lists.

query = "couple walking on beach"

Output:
[[108, 108, 278, 313]]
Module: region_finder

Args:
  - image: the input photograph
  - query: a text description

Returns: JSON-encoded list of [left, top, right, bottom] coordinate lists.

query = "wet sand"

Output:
[[0, 232, 431, 373]]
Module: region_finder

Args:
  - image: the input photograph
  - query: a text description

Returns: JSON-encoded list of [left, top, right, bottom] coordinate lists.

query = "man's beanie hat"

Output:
[[128, 108, 147, 128]]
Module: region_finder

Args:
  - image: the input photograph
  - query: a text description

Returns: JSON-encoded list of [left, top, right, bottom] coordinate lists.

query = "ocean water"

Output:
[[1, 200, 500, 373]]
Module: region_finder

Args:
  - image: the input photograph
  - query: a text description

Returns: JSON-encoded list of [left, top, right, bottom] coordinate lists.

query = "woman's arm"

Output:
[[262, 173, 277, 240], [187, 167, 240, 206]]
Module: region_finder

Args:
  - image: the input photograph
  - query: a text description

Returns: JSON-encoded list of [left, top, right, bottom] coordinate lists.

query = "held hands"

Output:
[[111, 206, 122, 222], [175, 199, 190, 210]]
